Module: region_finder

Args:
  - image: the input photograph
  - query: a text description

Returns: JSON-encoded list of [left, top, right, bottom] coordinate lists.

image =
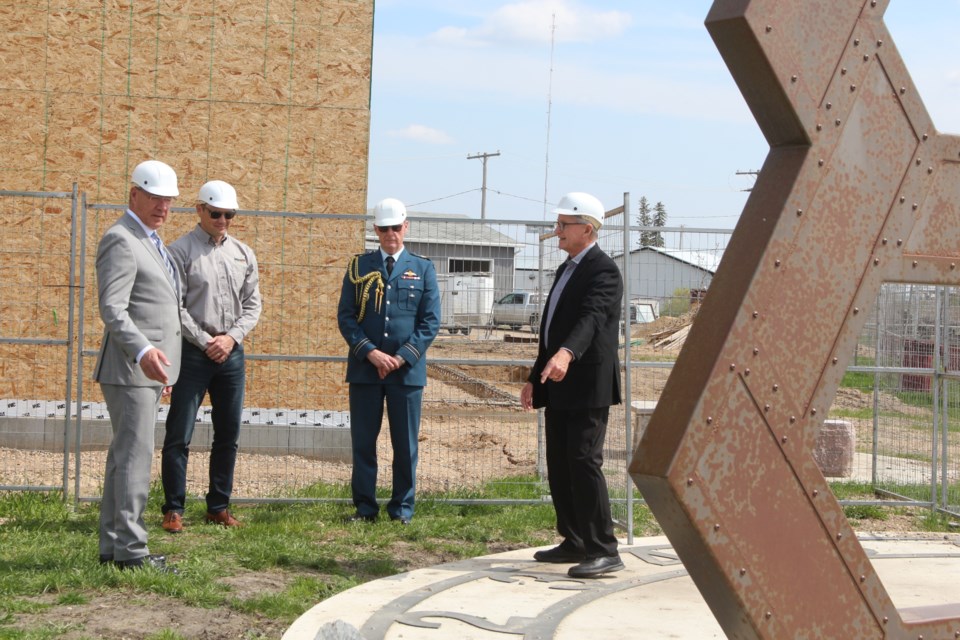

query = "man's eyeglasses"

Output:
[[376, 224, 404, 233], [555, 220, 590, 231], [204, 205, 236, 220]]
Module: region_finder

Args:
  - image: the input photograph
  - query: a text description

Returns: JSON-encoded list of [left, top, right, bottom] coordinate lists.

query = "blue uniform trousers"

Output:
[[349, 382, 422, 520]]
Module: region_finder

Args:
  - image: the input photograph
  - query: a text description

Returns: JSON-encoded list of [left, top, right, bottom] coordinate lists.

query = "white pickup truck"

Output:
[[490, 292, 543, 331], [492, 291, 658, 334]]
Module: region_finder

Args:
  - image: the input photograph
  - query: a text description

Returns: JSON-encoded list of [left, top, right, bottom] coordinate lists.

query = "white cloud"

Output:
[[427, 0, 632, 47], [388, 124, 456, 145]]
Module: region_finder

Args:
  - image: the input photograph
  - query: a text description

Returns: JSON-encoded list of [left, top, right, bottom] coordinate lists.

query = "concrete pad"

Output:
[[284, 534, 960, 639]]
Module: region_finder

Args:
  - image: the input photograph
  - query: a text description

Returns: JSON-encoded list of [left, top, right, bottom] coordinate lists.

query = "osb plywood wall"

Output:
[[0, 1, 373, 410]]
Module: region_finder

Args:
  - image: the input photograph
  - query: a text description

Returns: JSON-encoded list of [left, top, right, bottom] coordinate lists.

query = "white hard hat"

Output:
[[553, 192, 605, 228], [130, 160, 179, 197], [198, 180, 239, 210], [374, 198, 407, 226]]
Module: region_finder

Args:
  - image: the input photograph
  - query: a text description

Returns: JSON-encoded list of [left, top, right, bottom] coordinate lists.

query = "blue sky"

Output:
[[366, 1, 960, 228]]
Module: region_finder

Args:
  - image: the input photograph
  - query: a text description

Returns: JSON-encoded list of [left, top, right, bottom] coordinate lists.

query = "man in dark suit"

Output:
[[337, 198, 441, 525], [520, 191, 624, 579], [94, 160, 182, 572]]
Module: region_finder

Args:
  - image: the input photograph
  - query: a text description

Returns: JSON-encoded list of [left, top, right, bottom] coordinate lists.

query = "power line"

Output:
[[407, 189, 480, 208]]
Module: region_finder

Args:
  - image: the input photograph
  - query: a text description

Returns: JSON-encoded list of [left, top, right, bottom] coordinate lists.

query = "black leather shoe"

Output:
[[390, 516, 411, 525], [533, 545, 586, 564], [345, 513, 377, 523], [567, 554, 624, 578], [114, 554, 178, 574]]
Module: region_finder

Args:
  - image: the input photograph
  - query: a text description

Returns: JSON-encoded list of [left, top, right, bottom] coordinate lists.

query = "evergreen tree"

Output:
[[637, 196, 653, 247], [652, 201, 667, 247]]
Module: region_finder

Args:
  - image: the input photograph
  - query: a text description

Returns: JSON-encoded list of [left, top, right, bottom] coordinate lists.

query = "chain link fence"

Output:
[[1, 189, 958, 541]]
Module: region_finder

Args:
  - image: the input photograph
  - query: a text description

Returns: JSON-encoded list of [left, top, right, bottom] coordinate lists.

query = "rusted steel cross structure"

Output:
[[631, 1, 960, 638]]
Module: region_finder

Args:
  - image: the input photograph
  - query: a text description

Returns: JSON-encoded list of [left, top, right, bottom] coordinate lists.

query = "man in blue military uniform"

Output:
[[337, 198, 441, 525]]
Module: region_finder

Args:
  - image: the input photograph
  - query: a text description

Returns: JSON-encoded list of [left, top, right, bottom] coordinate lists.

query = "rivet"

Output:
[[772, 384, 779, 392], [860, 575, 866, 582], [832, 357, 839, 364], [841, 67, 847, 75], [836, 532, 843, 540], [812, 489, 819, 497], [928, 167, 934, 174], [883, 617, 888, 624], [791, 75, 797, 83], [740, 568, 747, 576], [916, 158, 922, 165], [850, 84, 856, 92], [882, 237, 888, 244], [854, 38, 860, 46], [774, 259, 781, 267], [874, 258, 880, 266], [913, 261, 919, 267], [951, 264, 956, 270], [922, 133, 929, 141], [730, 364, 736, 371], [707, 416, 713, 424], [871, 0, 876, 6], [781, 436, 788, 443], [913, 203, 919, 209], [816, 123, 822, 131], [764, 404, 770, 412], [753, 348, 759, 355], [818, 159, 824, 167], [897, 239, 903, 246], [835, 119, 842, 126], [876, 40, 883, 47], [900, 196, 906, 203], [863, 54, 870, 61], [789, 416, 796, 424], [714, 524, 721, 531], [796, 208, 803, 216], [826, 102, 832, 110], [765, 25, 772, 33], [765, 612, 772, 619], [900, 87, 907, 94], [687, 478, 694, 486], [744, 368, 750, 376], [853, 307, 859, 314], [811, 408, 817, 415], [752, 311, 759, 318]]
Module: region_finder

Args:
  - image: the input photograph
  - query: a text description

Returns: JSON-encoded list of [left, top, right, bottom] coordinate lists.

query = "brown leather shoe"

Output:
[[161, 511, 183, 534], [205, 509, 242, 527]]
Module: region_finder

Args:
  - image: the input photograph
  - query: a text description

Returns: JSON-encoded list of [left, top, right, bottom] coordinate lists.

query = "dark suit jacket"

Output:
[[337, 249, 441, 386], [529, 244, 623, 410]]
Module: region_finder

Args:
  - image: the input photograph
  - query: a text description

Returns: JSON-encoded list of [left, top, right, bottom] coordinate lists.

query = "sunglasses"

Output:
[[376, 224, 404, 232], [204, 205, 236, 220]]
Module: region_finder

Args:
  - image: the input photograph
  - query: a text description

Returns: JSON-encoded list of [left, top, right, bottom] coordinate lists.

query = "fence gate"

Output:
[[0, 187, 79, 495]]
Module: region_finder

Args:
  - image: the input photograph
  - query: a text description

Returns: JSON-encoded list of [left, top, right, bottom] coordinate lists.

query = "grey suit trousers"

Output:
[[98, 383, 162, 562]]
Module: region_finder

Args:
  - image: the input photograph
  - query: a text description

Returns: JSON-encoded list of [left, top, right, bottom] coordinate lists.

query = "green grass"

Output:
[[0, 478, 664, 637], [1, 476, 954, 638]]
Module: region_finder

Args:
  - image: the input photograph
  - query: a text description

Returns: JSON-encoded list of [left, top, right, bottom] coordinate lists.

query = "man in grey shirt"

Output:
[[160, 180, 262, 532]]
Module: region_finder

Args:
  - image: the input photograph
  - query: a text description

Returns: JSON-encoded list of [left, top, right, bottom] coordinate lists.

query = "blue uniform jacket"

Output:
[[337, 250, 441, 386]]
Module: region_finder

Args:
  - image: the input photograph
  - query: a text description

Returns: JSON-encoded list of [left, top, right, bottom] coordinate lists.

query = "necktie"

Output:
[[544, 260, 574, 347], [151, 232, 177, 285], [385, 255, 395, 276]]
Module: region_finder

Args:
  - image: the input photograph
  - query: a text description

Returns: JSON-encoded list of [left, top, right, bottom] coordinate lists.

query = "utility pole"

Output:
[[735, 169, 760, 192], [467, 150, 500, 219]]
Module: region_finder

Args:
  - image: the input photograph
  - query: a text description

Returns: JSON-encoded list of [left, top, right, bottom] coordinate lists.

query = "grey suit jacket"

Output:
[[93, 212, 182, 387]]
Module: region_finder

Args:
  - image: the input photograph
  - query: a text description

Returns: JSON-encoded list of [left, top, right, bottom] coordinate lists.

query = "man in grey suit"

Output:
[[94, 159, 183, 572]]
